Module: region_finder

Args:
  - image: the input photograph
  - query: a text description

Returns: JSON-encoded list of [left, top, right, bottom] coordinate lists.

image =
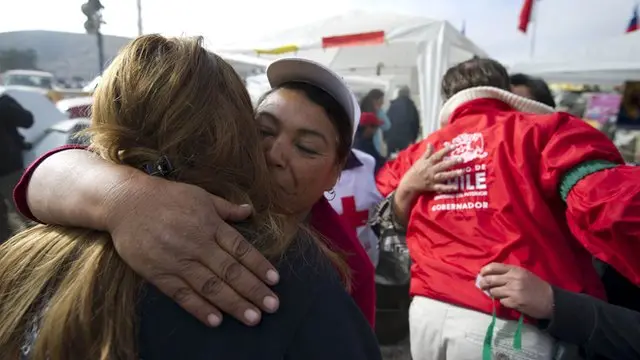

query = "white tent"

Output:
[[217, 52, 270, 78], [220, 11, 488, 136], [510, 32, 640, 85], [246, 73, 391, 106]]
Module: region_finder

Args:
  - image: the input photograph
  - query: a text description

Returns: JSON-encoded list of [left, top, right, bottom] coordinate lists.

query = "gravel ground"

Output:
[[380, 337, 411, 360]]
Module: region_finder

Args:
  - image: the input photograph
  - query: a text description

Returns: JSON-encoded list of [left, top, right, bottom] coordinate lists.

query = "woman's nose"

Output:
[[266, 139, 287, 168]]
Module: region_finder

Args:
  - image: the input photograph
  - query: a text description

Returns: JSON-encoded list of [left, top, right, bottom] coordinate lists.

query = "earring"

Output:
[[325, 189, 336, 201]]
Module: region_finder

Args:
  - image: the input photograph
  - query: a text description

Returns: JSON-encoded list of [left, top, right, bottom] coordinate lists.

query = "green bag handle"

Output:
[[482, 297, 524, 360]]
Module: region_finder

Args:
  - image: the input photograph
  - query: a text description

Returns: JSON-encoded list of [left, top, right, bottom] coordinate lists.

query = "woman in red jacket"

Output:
[[376, 58, 640, 360]]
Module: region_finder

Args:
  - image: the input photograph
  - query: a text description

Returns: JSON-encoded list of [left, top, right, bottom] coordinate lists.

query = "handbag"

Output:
[[371, 195, 411, 287]]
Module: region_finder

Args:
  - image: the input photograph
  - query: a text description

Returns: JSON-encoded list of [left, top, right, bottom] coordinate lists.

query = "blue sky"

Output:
[[1, 0, 637, 64]]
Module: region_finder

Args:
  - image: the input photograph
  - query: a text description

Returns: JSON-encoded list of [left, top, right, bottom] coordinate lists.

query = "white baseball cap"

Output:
[[266, 57, 360, 139]]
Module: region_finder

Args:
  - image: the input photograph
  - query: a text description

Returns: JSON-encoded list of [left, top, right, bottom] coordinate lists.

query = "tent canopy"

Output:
[[510, 32, 640, 85], [246, 72, 391, 106], [221, 11, 488, 135], [217, 52, 270, 78]]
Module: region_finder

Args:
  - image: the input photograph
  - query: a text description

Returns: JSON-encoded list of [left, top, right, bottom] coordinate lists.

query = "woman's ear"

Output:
[[324, 164, 342, 192]]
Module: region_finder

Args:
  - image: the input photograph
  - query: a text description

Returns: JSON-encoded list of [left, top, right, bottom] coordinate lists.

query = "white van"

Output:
[[1, 69, 55, 90]]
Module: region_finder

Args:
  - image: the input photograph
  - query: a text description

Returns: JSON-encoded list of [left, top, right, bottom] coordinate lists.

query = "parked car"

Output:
[[56, 96, 92, 118], [24, 118, 91, 166], [1, 69, 55, 90], [82, 76, 101, 93]]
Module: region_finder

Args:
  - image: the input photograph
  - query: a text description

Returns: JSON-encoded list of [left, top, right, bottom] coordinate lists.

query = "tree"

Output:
[[0, 48, 38, 72]]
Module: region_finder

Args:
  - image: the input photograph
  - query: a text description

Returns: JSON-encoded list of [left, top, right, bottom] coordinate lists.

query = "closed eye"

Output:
[[296, 145, 318, 155], [259, 128, 275, 137]]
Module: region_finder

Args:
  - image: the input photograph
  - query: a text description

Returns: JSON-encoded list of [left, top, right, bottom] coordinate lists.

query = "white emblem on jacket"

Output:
[[444, 132, 489, 164]]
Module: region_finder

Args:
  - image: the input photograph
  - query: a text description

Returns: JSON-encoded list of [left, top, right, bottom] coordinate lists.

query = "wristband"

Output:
[[559, 160, 618, 202]]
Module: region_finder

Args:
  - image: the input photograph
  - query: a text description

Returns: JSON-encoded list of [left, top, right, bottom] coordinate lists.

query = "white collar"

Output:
[[438, 86, 555, 126]]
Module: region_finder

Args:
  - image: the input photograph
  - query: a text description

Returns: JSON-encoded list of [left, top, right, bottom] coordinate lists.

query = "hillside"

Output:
[[0, 30, 132, 80]]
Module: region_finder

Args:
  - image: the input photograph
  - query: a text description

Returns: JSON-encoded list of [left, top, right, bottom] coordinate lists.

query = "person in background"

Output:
[[376, 57, 640, 359], [479, 263, 640, 360], [328, 149, 383, 266], [618, 83, 640, 125], [354, 112, 386, 172], [385, 85, 421, 154], [360, 89, 391, 157], [0, 35, 381, 360], [510, 73, 556, 108], [0, 93, 33, 242]]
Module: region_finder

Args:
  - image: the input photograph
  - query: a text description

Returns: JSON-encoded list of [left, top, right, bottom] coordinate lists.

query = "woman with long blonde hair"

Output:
[[0, 35, 380, 360]]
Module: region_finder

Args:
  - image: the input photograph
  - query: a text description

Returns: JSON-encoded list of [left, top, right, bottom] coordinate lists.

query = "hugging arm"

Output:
[[381, 144, 461, 227], [537, 114, 640, 285], [22, 148, 135, 229], [14, 147, 282, 327], [543, 287, 640, 360]]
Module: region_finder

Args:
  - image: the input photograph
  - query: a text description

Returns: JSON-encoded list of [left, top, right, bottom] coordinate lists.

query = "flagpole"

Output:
[[529, 17, 537, 58], [528, 0, 539, 59]]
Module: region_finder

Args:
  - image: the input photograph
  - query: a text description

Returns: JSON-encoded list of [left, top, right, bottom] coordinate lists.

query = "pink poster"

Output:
[[584, 93, 622, 124]]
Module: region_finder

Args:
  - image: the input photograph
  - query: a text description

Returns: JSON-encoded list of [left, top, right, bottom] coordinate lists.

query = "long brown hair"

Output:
[[0, 35, 344, 360]]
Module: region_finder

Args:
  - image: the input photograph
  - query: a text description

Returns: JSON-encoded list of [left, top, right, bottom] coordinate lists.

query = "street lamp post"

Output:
[[137, 0, 143, 36], [81, 0, 105, 73]]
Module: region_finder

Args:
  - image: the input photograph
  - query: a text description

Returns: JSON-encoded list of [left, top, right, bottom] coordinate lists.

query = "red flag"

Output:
[[518, 0, 535, 33], [322, 31, 385, 49]]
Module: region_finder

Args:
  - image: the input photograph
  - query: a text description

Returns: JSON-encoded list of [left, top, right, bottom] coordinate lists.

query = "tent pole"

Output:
[[529, 20, 537, 58]]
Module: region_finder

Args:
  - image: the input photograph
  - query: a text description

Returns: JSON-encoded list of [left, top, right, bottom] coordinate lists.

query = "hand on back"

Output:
[[399, 144, 464, 195], [104, 174, 280, 327]]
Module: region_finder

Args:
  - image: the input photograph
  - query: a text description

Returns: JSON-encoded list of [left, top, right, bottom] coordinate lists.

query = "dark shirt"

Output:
[[0, 94, 33, 175], [138, 236, 382, 360], [354, 132, 385, 174], [385, 96, 420, 154], [542, 287, 640, 360]]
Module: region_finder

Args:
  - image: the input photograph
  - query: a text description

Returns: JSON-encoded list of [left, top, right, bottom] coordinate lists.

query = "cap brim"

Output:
[[266, 58, 360, 139]]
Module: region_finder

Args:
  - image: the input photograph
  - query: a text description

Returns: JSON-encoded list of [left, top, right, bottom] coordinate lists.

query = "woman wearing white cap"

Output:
[[12, 54, 455, 335], [3, 37, 383, 359]]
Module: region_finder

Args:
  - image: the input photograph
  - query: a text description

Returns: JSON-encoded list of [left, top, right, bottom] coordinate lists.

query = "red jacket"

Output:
[[377, 88, 640, 322], [14, 146, 376, 326]]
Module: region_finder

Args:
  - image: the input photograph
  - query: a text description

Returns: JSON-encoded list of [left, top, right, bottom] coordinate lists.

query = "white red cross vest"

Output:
[[327, 149, 382, 266]]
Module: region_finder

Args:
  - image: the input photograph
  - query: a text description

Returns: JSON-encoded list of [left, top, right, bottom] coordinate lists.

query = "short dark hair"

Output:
[[510, 73, 556, 108], [359, 89, 385, 113], [258, 82, 352, 166], [441, 58, 510, 100], [509, 73, 532, 87]]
